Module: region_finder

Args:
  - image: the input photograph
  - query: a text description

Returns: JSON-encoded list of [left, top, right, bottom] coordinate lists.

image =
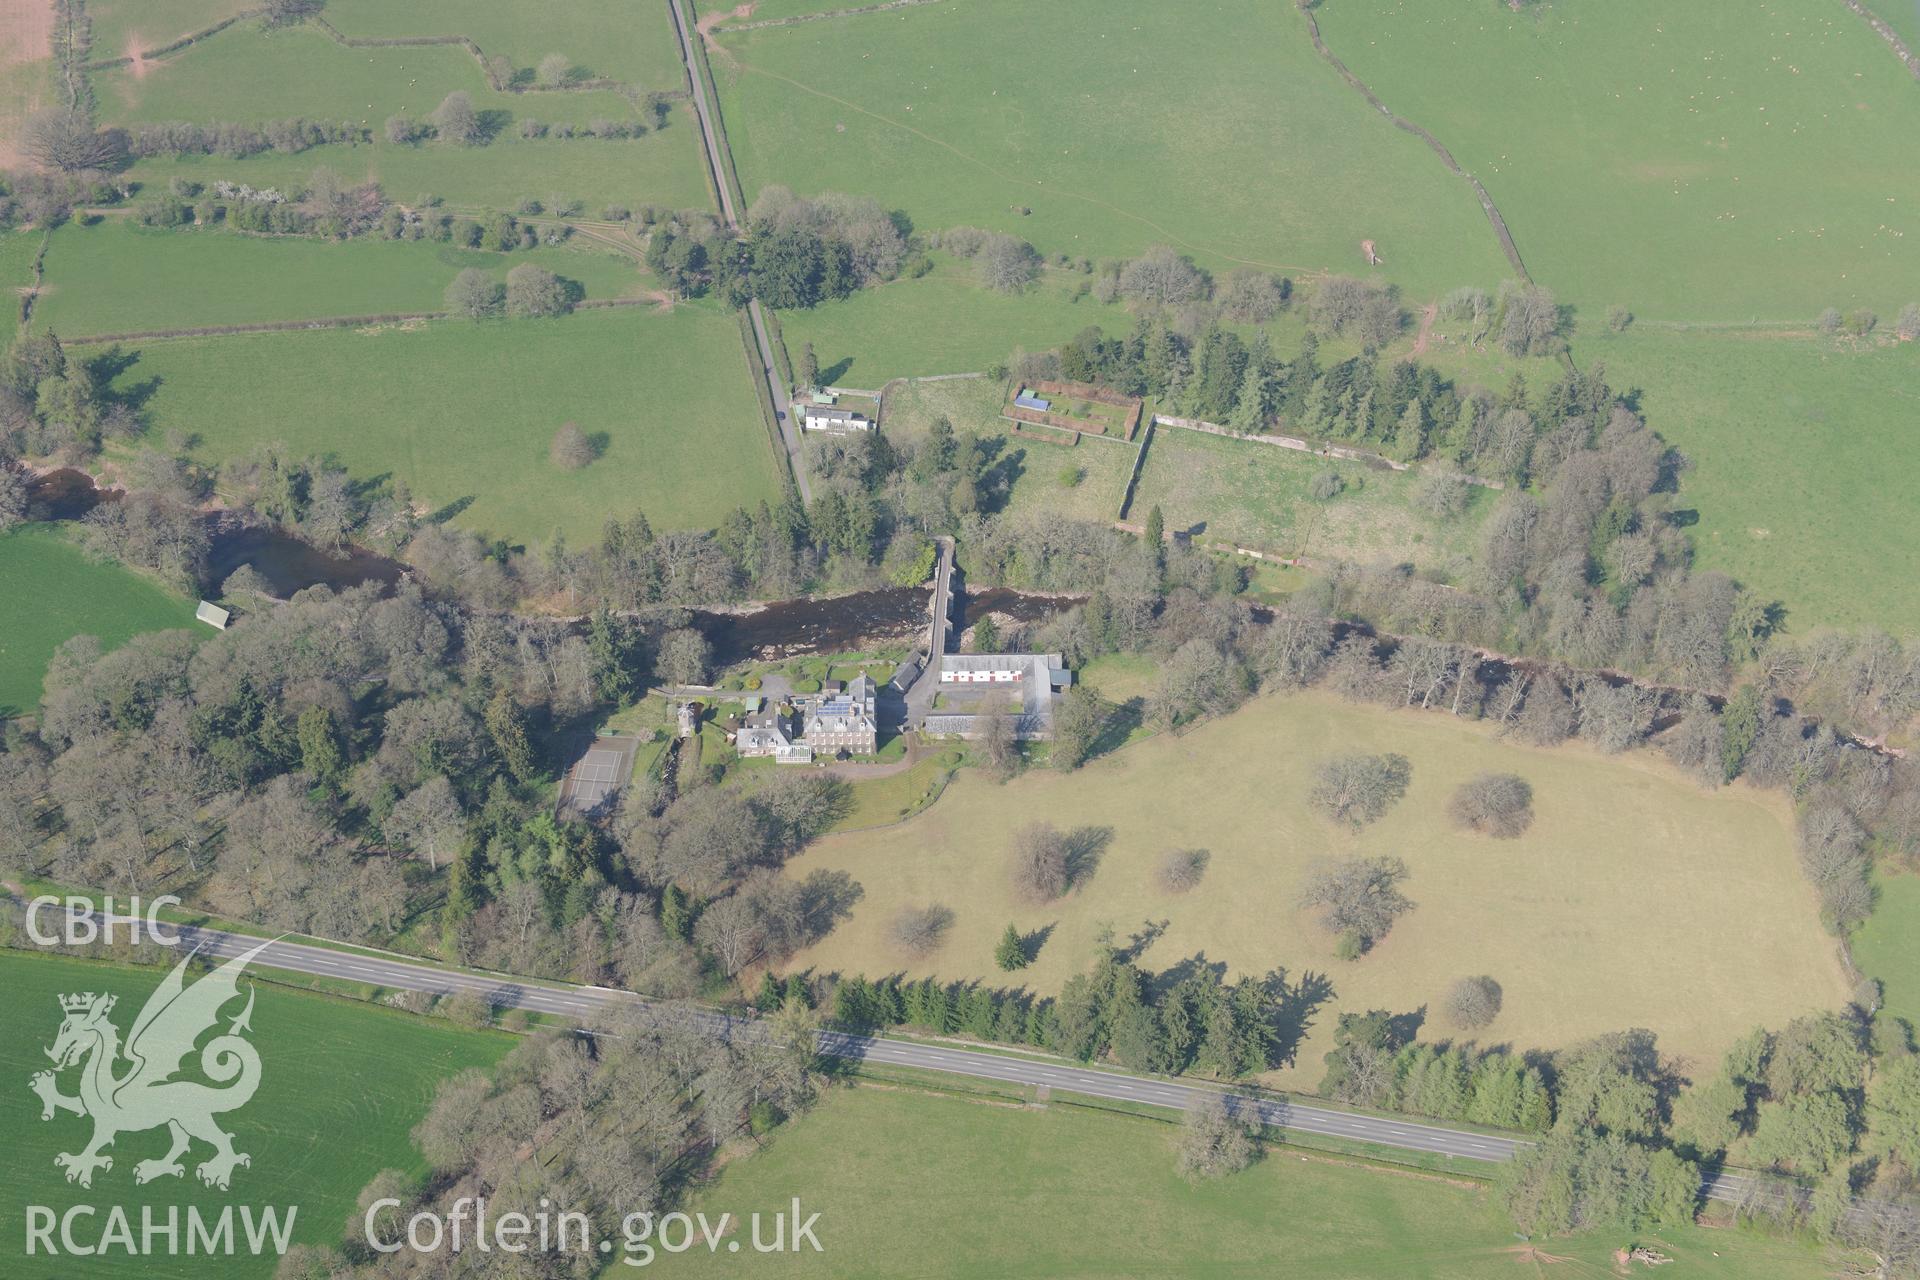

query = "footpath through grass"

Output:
[[778, 690, 1849, 1089], [112, 302, 781, 544], [0, 949, 509, 1279], [0, 524, 202, 718], [1316, 0, 1920, 320], [674, 1085, 1843, 1278]]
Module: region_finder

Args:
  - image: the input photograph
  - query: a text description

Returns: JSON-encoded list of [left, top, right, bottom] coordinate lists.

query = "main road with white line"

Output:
[[135, 919, 1784, 1208]]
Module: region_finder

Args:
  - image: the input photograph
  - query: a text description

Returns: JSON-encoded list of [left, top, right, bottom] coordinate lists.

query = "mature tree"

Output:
[[1296, 855, 1413, 946], [974, 693, 1019, 778], [1750, 1092, 1856, 1175], [1009, 821, 1069, 903], [430, 92, 482, 145], [22, 109, 124, 172], [1447, 773, 1534, 838], [888, 903, 953, 957], [386, 776, 464, 870], [1869, 1055, 1920, 1170], [1497, 1130, 1698, 1235], [1445, 975, 1503, 1029], [1120, 245, 1210, 308], [1050, 686, 1110, 771], [1174, 1092, 1257, 1181], [1219, 269, 1286, 323], [0, 467, 28, 529], [444, 267, 501, 318], [1308, 752, 1411, 828], [506, 263, 568, 317], [656, 627, 712, 687], [994, 921, 1028, 971], [536, 53, 573, 87], [1497, 281, 1561, 357], [976, 233, 1039, 294], [1155, 847, 1210, 894], [550, 421, 594, 470]]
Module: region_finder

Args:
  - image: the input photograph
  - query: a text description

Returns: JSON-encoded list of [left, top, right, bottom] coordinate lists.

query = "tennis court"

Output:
[[557, 734, 640, 817]]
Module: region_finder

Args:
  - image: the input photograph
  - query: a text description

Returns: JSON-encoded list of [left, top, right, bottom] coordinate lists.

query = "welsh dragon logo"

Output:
[[30, 942, 271, 1191]]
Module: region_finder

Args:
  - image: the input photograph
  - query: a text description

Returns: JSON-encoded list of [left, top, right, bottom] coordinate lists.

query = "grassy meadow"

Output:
[[322, 0, 689, 92], [109, 303, 781, 543], [0, 524, 202, 717], [1315, 0, 1920, 320], [1582, 326, 1920, 635], [777, 691, 1849, 1088], [92, 15, 713, 213], [0, 227, 41, 345], [86, 0, 256, 62], [778, 257, 1141, 382], [1856, 870, 1920, 1033], [674, 1085, 1845, 1279], [710, 0, 1512, 301], [31, 219, 649, 334], [1132, 427, 1492, 570], [0, 950, 509, 1279]]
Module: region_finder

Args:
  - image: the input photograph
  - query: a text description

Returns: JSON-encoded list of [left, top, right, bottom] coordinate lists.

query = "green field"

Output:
[[779, 258, 1141, 382], [1315, 0, 1920, 320], [1131, 427, 1491, 571], [1856, 870, 1920, 1032], [0, 949, 508, 1278], [93, 18, 713, 213], [676, 1085, 1843, 1279], [0, 524, 203, 717], [86, 0, 255, 62], [778, 690, 1849, 1088], [710, 0, 1511, 301], [98, 22, 635, 127], [31, 219, 649, 335], [323, 0, 688, 91], [1868, 0, 1920, 47], [1582, 326, 1920, 635], [109, 303, 782, 543]]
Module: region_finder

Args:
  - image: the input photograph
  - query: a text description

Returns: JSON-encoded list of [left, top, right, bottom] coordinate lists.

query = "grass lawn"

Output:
[[710, 0, 1511, 302], [677, 1085, 1844, 1279], [1855, 869, 1920, 1032], [322, 0, 688, 91], [776, 690, 1849, 1089], [108, 302, 782, 544], [778, 258, 1140, 382], [1315, 0, 1920, 320], [0, 524, 202, 717], [828, 754, 958, 833], [0, 949, 508, 1279], [32, 219, 649, 334], [1581, 326, 1920, 635], [1132, 427, 1492, 571]]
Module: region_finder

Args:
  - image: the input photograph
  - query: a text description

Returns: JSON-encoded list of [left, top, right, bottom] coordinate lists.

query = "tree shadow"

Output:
[[586, 430, 612, 461], [1272, 968, 1335, 1068], [1144, 949, 1227, 1000], [475, 109, 513, 142], [1063, 824, 1112, 891], [819, 356, 854, 385], [1118, 917, 1170, 965], [1020, 921, 1054, 965], [795, 869, 863, 945], [426, 495, 476, 524], [1086, 696, 1143, 761]]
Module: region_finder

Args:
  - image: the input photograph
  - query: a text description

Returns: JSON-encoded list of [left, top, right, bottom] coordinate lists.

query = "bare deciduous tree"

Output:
[[1308, 753, 1411, 828], [1445, 975, 1503, 1029], [1447, 773, 1534, 839], [1154, 847, 1210, 894]]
